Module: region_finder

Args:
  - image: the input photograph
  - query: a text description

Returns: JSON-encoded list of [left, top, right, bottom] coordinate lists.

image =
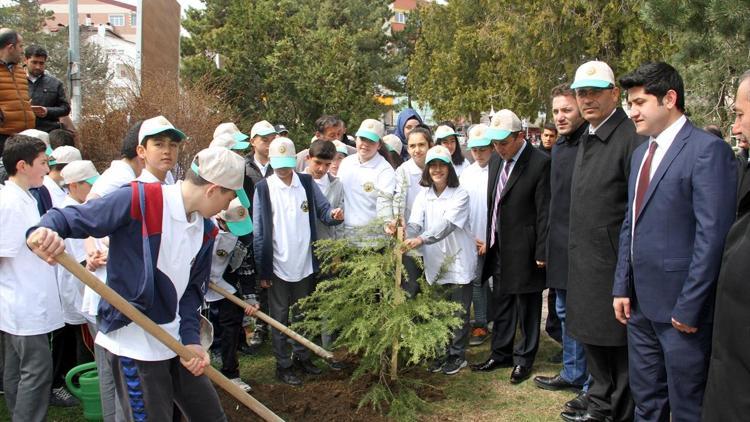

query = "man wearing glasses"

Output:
[[562, 61, 646, 422]]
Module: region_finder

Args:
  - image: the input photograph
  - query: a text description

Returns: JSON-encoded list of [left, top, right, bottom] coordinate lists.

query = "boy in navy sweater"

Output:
[[28, 146, 249, 421], [253, 137, 343, 386]]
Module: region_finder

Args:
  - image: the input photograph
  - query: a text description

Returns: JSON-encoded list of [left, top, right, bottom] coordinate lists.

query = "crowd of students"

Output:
[[0, 60, 749, 422]]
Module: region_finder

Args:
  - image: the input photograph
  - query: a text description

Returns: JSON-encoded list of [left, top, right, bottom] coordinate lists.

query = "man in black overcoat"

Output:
[[562, 61, 646, 422], [702, 70, 750, 422]]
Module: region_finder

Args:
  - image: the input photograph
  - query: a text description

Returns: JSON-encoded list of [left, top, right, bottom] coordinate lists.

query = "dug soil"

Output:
[[217, 358, 447, 421]]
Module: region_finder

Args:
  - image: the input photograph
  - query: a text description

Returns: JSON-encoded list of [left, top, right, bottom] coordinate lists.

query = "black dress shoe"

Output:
[[564, 391, 589, 413], [510, 365, 532, 384], [560, 410, 603, 422], [293, 357, 323, 375], [276, 367, 303, 386], [469, 357, 513, 372], [533, 374, 583, 392]]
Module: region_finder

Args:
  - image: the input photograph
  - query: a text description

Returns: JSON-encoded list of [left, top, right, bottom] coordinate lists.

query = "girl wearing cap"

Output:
[[403, 145, 476, 376], [328, 140, 349, 177], [434, 122, 468, 176]]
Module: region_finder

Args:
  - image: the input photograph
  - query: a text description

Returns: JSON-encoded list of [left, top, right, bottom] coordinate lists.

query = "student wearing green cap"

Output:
[[135, 115, 186, 184], [403, 145, 476, 376]]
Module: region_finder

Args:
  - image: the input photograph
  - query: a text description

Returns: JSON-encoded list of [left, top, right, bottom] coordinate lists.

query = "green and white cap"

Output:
[[61, 160, 99, 185], [355, 119, 385, 142], [250, 120, 277, 138], [425, 145, 452, 165], [487, 109, 522, 141], [19, 129, 52, 157], [191, 147, 249, 208], [219, 197, 253, 236], [434, 125, 458, 141], [213, 122, 249, 150], [138, 115, 186, 145], [268, 137, 297, 169], [50, 146, 82, 164], [467, 124, 491, 148], [332, 140, 349, 156], [571, 60, 615, 89], [382, 134, 402, 155]]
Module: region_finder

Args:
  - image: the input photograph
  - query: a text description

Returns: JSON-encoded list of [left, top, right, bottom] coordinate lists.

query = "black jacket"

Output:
[[546, 122, 587, 290], [566, 108, 646, 346], [482, 142, 550, 294], [27, 72, 70, 133], [702, 162, 750, 422]]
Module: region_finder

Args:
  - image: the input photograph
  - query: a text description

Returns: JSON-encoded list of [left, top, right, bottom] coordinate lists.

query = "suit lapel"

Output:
[[637, 121, 691, 221], [487, 153, 501, 206], [500, 143, 531, 200]]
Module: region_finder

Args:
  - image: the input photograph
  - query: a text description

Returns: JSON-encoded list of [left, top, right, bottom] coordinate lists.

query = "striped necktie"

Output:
[[489, 159, 513, 247]]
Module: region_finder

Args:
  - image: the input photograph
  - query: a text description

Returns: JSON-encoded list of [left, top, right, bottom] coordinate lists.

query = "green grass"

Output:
[[0, 334, 575, 421]]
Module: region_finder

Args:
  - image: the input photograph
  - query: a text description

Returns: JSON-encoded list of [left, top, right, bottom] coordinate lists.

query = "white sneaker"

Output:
[[230, 377, 252, 392]]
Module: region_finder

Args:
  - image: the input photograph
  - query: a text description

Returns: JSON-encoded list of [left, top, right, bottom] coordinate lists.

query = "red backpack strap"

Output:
[[129, 181, 164, 235]]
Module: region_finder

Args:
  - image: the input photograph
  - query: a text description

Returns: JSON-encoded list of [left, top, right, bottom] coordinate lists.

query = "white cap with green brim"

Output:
[[487, 109, 522, 141], [570, 60, 616, 89], [61, 160, 100, 185], [210, 133, 249, 151], [332, 140, 349, 156], [434, 125, 458, 141], [355, 119, 385, 142], [19, 129, 52, 157], [382, 134, 402, 155], [250, 120, 277, 138], [219, 197, 253, 236], [467, 124, 491, 148], [425, 145, 453, 165], [50, 146, 82, 164], [268, 137, 297, 169], [190, 147, 249, 208], [138, 115, 186, 145], [213, 122, 250, 149]]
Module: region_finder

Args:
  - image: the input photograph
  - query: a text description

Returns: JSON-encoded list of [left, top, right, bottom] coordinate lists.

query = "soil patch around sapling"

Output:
[[216, 355, 447, 422]]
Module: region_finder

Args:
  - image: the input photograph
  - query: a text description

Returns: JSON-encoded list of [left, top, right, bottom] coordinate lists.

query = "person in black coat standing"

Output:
[[562, 61, 646, 422], [24, 45, 70, 133], [533, 84, 592, 407], [470, 109, 550, 385], [702, 70, 750, 422]]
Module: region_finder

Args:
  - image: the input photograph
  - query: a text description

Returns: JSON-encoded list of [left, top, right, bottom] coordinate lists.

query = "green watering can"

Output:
[[65, 362, 103, 422]]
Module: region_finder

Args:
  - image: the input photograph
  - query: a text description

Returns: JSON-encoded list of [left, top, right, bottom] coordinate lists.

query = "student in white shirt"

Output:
[[0, 134, 62, 422], [337, 119, 396, 240], [390, 126, 433, 297], [253, 137, 343, 386], [135, 116, 183, 184], [52, 160, 100, 401], [459, 124, 493, 346], [435, 123, 468, 176], [403, 145, 476, 376], [29, 147, 249, 421], [44, 145, 82, 207], [205, 197, 255, 393]]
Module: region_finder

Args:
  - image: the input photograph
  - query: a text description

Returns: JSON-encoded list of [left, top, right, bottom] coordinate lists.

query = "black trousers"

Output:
[[269, 274, 314, 369], [215, 296, 245, 379], [50, 323, 92, 389], [489, 291, 543, 367], [584, 343, 634, 421]]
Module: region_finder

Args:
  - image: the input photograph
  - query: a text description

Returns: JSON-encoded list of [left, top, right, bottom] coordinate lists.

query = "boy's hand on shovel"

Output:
[[181, 344, 210, 376], [27, 227, 66, 264]]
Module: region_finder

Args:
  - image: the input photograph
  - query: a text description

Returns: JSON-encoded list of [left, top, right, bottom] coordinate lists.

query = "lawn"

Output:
[[0, 333, 575, 421]]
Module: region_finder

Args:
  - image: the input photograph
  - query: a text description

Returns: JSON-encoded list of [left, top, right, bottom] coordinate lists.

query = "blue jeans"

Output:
[[556, 289, 590, 389]]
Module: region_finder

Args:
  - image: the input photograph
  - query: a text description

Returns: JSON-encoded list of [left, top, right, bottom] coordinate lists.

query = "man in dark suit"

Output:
[[469, 109, 550, 385], [533, 84, 592, 408], [613, 62, 737, 421], [702, 70, 750, 422], [563, 61, 645, 422]]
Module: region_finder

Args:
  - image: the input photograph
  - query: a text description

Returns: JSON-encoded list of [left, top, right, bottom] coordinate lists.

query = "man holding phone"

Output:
[[25, 45, 70, 133]]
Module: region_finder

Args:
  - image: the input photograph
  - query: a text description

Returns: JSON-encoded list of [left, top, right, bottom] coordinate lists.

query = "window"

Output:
[[109, 14, 125, 27], [130, 13, 137, 27], [394, 12, 406, 24]]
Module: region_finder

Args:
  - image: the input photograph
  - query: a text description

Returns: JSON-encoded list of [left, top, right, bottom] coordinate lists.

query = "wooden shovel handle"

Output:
[[208, 283, 334, 361]]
